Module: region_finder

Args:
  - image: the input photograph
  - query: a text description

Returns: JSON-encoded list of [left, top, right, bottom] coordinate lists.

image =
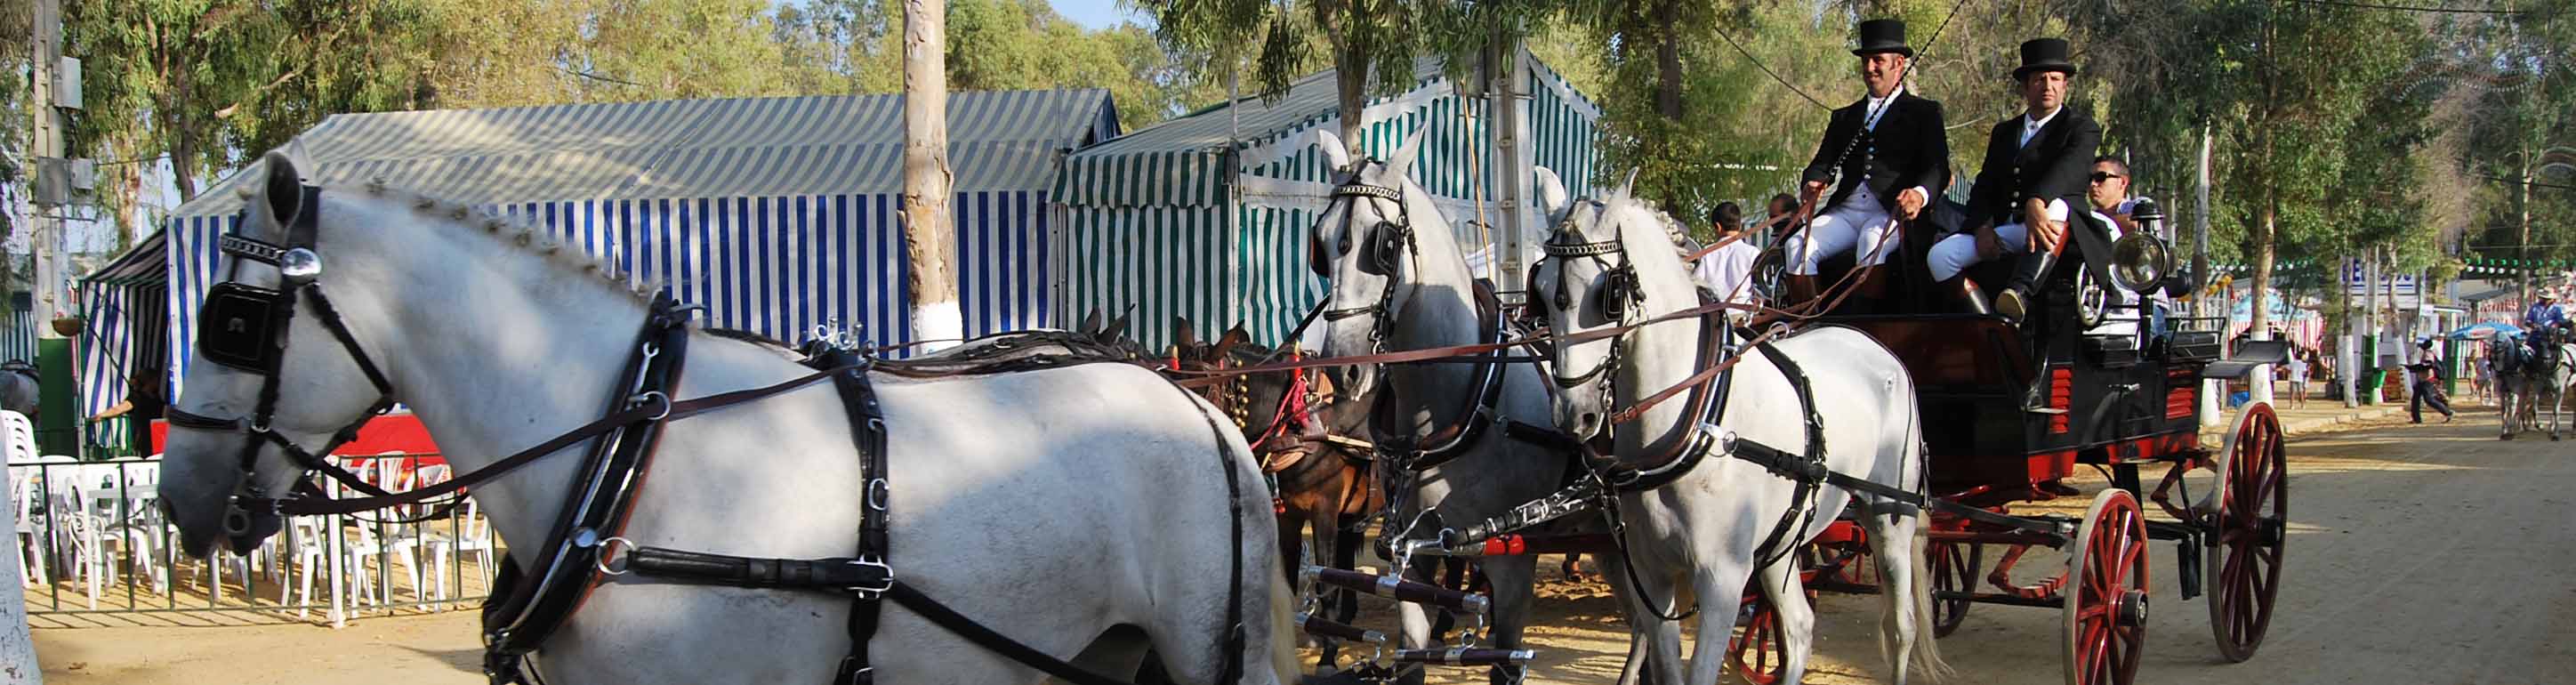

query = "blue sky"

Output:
[[1051, 0, 1149, 29]]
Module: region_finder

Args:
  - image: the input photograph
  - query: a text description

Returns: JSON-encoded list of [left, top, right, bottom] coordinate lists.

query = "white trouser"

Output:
[[1782, 190, 1900, 276], [1928, 198, 2072, 282]]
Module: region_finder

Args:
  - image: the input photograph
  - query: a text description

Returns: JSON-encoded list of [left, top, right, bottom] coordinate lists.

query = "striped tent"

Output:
[[1055, 49, 1601, 350], [79, 90, 1120, 443]]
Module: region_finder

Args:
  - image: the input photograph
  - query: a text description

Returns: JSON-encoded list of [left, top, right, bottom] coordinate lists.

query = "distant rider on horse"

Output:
[[2524, 289, 2568, 355]]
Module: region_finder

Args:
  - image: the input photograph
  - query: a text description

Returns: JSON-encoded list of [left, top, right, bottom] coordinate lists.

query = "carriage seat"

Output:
[[2202, 340, 2292, 380]]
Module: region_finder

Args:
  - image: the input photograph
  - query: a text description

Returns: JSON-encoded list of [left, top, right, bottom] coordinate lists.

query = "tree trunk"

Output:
[[1654, 0, 1681, 122], [1335, 43, 1367, 157], [2250, 199, 2277, 406], [902, 0, 960, 351], [1321, 0, 1367, 160]]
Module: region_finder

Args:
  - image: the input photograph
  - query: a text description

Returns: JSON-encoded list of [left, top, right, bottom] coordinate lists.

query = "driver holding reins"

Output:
[[2524, 288, 2568, 353], [1779, 19, 1951, 314]]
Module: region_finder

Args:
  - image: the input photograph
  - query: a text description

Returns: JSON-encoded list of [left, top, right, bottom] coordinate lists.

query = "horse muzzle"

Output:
[[221, 497, 286, 553]]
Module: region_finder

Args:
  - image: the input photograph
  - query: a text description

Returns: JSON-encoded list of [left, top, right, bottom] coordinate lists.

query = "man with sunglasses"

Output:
[[1928, 37, 2102, 322], [2086, 156, 2169, 336]]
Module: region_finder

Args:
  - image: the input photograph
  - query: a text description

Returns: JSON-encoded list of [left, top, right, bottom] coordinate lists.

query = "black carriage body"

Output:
[[1832, 310, 2218, 499]]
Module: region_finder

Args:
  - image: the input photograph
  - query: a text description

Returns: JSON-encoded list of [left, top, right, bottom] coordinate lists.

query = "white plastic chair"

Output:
[[416, 463, 494, 600], [2, 411, 43, 587]]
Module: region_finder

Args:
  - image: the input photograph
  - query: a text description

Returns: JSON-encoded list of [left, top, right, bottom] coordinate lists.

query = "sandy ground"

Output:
[[28, 407, 2576, 684]]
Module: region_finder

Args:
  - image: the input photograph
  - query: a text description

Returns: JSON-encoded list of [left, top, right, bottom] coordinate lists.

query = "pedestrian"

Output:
[[1694, 203, 1761, 309], [2285, 346, 2310, 408], [2408, 338, 2455, 423]]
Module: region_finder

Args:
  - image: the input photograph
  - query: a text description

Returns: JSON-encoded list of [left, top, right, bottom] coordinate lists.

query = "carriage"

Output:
[[1272, 185, 2293, 685], [1709, 200, 2294, 684]]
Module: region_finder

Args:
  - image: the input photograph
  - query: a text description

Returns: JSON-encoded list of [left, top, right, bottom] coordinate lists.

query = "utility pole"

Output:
[[901, 0, 960, 352], [9, 0, 59, 671], [31, 0, 64, 334]]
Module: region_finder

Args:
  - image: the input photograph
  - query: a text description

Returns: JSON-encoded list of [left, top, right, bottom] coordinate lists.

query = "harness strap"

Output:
[[826, 351, 890, 685], [285, 361, 852, 516], [1743, 342, 1826, 570], [484, 297, 691, 684]]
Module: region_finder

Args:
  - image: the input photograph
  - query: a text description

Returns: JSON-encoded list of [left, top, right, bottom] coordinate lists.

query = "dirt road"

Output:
[[29, 413, 2576, 684]]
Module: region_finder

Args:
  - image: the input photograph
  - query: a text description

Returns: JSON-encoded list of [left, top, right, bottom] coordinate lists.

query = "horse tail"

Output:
[[1267, 569, 1300, 684], [1907, 523, 1954, 682]]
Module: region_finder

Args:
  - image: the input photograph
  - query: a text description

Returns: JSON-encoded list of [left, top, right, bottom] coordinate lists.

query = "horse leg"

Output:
[[1754, 554, 1815, 685], [1307, 505, 1346, 670], [1688, 560, 1755, 685], [1479, 555, 1541, 685], [1611, 553, 1688, 685], [1863, 506, 1946, 685]]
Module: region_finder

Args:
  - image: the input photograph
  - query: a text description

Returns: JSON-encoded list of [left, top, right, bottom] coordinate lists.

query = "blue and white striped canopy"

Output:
[[81, 90, 1120, 445]]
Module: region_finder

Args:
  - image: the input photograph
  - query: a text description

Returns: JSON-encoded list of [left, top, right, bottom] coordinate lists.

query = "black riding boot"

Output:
[[1994, 250, 2060, 324], [1946, 278, 1993, 316]]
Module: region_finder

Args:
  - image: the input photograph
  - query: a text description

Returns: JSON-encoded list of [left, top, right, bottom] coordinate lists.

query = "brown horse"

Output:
[[1173, 320, 1512, 673], [1171, 322, 1379, 646]]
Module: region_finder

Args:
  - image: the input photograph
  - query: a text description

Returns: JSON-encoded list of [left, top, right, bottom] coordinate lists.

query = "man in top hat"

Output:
[[1928, 37, 2102, 322], [1780, 18, 1951, 313]]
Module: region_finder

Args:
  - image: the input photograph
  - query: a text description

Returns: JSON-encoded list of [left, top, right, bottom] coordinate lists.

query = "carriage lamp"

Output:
[[2109, 234, 2172, 294], [2109, 199, 2173, 294]]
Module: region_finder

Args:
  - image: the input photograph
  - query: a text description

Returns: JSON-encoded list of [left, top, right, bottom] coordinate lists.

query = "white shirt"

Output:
[[2020, 106, 2063, 148], [1694, 239, 1761, 306], [1864, 86, 1904, 131]]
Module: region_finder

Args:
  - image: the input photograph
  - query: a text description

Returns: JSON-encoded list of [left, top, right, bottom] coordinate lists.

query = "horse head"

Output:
[[1308, 126, 1437, 402], [1528, 170, 1699, 441], [159, 153, 404, 557]]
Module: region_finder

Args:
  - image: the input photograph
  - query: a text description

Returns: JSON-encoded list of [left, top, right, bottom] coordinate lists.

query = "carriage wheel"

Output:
[[1929, 541, 1982, 637], [1727, 591, 1789, 685], [2065, 489, 2148, 685], [2208, 402, 2288, 662]]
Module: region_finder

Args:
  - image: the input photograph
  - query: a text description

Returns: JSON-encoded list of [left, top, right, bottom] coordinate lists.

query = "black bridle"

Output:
[[1535, 205, 1649, 434], [162, 185, 405, 543], [1311, 169, 1419, 348]]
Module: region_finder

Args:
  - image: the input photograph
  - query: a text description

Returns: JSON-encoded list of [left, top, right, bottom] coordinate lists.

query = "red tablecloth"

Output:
[[151, 412, 443, 463]]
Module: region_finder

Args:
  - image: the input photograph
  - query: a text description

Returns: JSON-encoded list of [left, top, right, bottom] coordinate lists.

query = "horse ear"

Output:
[[1316, 129, 1355, 173], [259, 150, 306, 230], [1213, 325, 1248, 359], [1533, 166, 1571, 227], [1613, 168, 1640, 204], [1103, 311, 1131, 341], [1387, 126, 1429, 183], [1078, 309, 1104, 335], [1174, 317, 1196, 349]]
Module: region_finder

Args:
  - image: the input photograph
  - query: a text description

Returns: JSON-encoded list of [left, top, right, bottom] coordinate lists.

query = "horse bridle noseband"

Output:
[[163, 185, 405, 539]]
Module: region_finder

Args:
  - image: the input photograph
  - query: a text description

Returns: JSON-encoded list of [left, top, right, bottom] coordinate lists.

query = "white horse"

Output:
[[1527, 174, 1948, 685], [157, 152, 1297, 685], [1307, 130, 1647, 684]]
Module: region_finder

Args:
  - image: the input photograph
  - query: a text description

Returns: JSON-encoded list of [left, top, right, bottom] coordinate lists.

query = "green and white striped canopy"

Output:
[[1056, 51, 1603, 350]]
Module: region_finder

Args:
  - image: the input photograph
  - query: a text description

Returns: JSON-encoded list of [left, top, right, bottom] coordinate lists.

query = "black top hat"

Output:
[[1853, 20, 1913, 57], [2014, 38, 2079, 81]]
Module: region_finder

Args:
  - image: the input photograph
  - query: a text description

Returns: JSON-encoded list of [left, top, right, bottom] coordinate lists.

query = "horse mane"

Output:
[[341, 179, 667, 310]]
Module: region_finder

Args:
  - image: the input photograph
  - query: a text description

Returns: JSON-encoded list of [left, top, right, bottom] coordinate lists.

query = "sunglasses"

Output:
[[2089, 172, 2123, 182]]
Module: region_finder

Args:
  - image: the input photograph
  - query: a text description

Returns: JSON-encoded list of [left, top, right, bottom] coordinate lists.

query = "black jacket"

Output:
[[1964, 108, 2102, 231], [1801, 92, 1951, 214]]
